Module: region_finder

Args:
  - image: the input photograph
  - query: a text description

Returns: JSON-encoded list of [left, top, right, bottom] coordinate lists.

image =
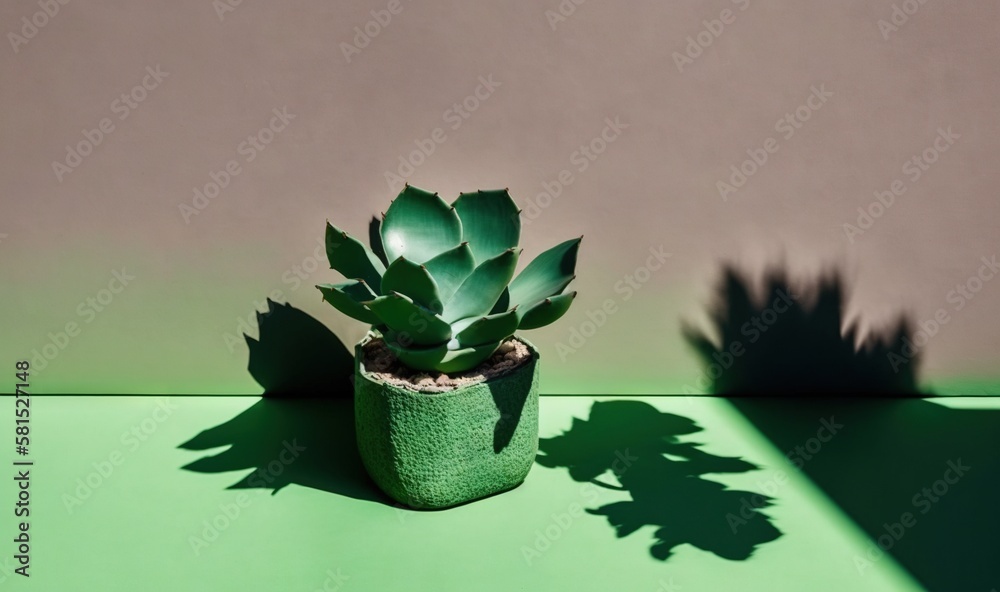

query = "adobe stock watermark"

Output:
[[520, 487, 604, 566], [680, 288, 797, 393], [394, 501, 422, 524], [0, 556, 26, 584], [311, 568, 350, 592], [61, 398, 177, 514], [188, 439, 306, 555], [522, 449, 637, 565], [877, 0, 934, 41], [519, 116, 629, 226], [28, 267, 137, 375], [843, 126, 959, 243], [384, 75, 501, 192], [727, 416, 843, 533], [221, 236, 328, 353], [654, 579, 682, 592], [854, 459, 971, 574], [7, 0, 72, 54], [556, 246, 671, 361], [543, 0, 593, 31], [673, 0, 752, 73], [340, 0, 411, 62], [179, 106, 295, 224], [51, 65, 169, 183], [212, 0, 251, 22], [888, 254, 998, 372], [717, 84, 833, 201]]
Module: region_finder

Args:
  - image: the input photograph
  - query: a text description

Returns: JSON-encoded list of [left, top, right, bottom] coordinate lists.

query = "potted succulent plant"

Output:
[[317, 185, 581, 509]]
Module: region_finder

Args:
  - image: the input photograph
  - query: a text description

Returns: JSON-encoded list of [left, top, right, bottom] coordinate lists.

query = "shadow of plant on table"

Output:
[[731, 398, 1000, 591], [537, 400, 782, 561], [682, 264, 922, 395], [683, 264, 1000, 590], [179, 300, 386, 503]]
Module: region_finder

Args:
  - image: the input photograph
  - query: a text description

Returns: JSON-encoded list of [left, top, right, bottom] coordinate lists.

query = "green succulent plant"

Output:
[[316, 185, 580, 373]]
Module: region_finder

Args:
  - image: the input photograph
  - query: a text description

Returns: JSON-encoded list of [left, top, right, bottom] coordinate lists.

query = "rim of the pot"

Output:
[[356, 330, 540, 396]]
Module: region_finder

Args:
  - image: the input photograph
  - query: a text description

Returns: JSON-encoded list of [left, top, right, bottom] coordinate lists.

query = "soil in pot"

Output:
[[360, 337, 533, 393]]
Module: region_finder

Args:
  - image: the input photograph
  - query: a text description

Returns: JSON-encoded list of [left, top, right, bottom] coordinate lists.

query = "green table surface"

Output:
[[3, 395, 997, 591]]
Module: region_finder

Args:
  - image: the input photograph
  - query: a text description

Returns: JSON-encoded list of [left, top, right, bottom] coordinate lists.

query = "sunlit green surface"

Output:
[[0, 395, 941, 591]]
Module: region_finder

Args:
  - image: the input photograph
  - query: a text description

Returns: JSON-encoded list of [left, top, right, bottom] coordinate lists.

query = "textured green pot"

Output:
[[354, 333, 540, 509]]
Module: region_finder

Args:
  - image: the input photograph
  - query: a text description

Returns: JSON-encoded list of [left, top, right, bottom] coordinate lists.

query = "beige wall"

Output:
[[2, 0, 998, 393]]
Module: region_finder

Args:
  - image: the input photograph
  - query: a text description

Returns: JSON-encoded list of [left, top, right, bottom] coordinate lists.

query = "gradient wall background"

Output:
[[2, 0, 998, 394]]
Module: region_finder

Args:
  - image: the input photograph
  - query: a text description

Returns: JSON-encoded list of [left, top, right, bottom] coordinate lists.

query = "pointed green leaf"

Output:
[[454, 309, 520, 348], [380, 185, 462, 263], [384, 340, 500, 374], [518, 291, 577, 330], [423, 242, 475, 304], [317, 281, 379, 324], [442, 248, 520, 323], [453, 189, 520, 263], [366, 292, 450, 346], [508, 237, 581, 309], [326, 222, 386, 290], [380, 256, 443, 314]]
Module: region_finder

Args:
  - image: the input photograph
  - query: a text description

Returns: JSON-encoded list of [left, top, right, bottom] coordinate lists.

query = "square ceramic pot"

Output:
[[354, 333, 539, 509]]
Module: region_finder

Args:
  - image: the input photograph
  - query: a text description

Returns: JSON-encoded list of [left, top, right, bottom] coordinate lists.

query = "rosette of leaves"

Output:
[[316, 185, 580, 373]]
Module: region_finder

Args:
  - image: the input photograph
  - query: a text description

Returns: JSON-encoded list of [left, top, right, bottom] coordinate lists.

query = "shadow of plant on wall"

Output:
[[179, 299, 386, 503], [682, 265, 922, 395], [537, 400, 782, 561]]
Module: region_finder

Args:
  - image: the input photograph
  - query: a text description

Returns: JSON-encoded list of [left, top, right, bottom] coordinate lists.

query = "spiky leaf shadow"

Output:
[[537, 400, 782, 561], [179, 300, 386, 502]]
